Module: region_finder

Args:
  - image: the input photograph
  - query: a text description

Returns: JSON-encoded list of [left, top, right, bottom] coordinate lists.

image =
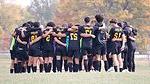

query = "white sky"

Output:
[[6, 0, 31, 7]]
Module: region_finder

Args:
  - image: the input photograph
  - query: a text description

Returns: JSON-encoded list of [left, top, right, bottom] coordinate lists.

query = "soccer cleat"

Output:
[[122, 69, 129, 72], [107, 67, 114, 72]]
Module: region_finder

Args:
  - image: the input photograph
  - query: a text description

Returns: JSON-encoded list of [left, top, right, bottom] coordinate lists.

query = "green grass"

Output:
[[0, 56, 150, 84]]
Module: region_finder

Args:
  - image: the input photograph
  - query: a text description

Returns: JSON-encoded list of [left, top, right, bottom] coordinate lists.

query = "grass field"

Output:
[[0, 55, 150, 84]]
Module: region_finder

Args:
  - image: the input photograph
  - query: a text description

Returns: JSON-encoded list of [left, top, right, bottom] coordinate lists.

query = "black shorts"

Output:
[[107, 43, 112, 54], [16, 50, 28, 61], [42, 49, 54, 57], [28, 47, 42, 57], [10, 50, 15, 60], [55, 47, 67, 56], [111, 41, 122, 55], [81, 46, 92, 55], [93, 44, 107, 55], [68, 48, 80, 58]]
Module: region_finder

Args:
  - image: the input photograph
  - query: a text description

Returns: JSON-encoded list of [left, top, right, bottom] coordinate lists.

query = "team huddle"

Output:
[[9, 14, 137, 73]]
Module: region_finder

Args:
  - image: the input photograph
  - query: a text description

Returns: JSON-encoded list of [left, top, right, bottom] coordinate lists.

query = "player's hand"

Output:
[[63, 44, 67, 47], [29, 42, 33, 45], [22, 42, 27, 45], [121, 46, 125, 51], [51, 32, 56, 36], [91, 35, 96, 38]]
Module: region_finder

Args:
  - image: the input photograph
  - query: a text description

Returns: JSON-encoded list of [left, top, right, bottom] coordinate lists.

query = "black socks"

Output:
[[114, 66, 118, 72], [56, 60, 62, 72], [84, 60, 88, 72], [39, 64, 44, 73], [104, 61, 109, 71], [64, 60, 68, 72], [68, 63, 73, 72]]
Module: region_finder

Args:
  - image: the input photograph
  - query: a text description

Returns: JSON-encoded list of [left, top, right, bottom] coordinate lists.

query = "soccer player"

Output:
[[109, 19, 126, 72], [92, 15, 109, 72], [54, 26, 67, 72], [28, 22, 42, 73], [118, 22, 130, 72], [127, 26, 137, 72], [14, 23, 29, 73], [80, 17, 95, 72], [9, 29, 18, 73], [67, 25, 81, 72], [42, 22, 55, 73]]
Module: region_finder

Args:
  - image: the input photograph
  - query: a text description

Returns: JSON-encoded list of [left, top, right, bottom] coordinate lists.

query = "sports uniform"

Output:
[[42, 29, 54, 57], [28, 29, 42, 57]]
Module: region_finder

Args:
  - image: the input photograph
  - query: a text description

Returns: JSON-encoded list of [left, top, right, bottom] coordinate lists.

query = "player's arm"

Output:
[[55, 33, 66, 38], [67, 28, 74, 32], [129, 36, 136, 41], [21, 28, 27, 38], [17, 36, 27, 45], [121, 33, 126, 51], [30, 36, 42, 45], [42, 29, 53, 38], [80, 33, 95, 38], [54, 37, 66, 47]]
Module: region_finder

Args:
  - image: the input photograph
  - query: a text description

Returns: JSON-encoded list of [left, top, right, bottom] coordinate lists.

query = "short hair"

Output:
[[33, 22, 40, 27], [117, 23, 122, 27], [110, 19, 117, 24], [95, 14, 104, 23], [84, 17, 90, 23], [27, 21, 34, 27], [46, 22, 55, 27]]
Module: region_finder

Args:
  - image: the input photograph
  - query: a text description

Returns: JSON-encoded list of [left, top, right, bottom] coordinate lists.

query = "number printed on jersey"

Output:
[[70, 33, 78, 40], [113, 32, 122, 40], [85, 29, 92, 34], [46, 35, 50, 42], [31, 34, 37, 42]]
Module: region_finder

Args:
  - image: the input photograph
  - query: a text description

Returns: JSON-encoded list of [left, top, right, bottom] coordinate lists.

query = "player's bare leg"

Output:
[[83, 55, 88, 72], [102, 55, 109, 72], [117, 54, 123, 72], [38, 57, 44, 73], [63, 56, 68, 72], [56, 55, 62, 72], [74, 57, 79, 72], [67, 57, 73, 72], [112, 54, 119, 72], [27, 56, 33, 73]]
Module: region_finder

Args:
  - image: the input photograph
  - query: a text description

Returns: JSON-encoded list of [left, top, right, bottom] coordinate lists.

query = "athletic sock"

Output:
[[108, 58, 113, 68], [114, 66, 118, 72], [18, 62, 22, 73], [32, 66, 37, 72], [64, 60, 68, 72], [73, 64, 79, 72], [132, 66, 135, 72], [84, 60, 88, 72], [56, 60, 62, 72], [79, 58, 82, 71], [39, 64, 44, 73], [93, 61, 97, 71], [44, 63, 48, 72], [14, 64, 18, 73], [10, 69, 14, 73], [22, 67, 26, 73], [88, 57, 93, 71], [31, 64, 34, 72], [98, 61, 101, 72], [52, 58, 56, 73], [47, 63, 52, 72], [27, 66, 31, 73], [68, 63, 73, 72], [104, 61, 109, 72], [119, 68, 123, 72]]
